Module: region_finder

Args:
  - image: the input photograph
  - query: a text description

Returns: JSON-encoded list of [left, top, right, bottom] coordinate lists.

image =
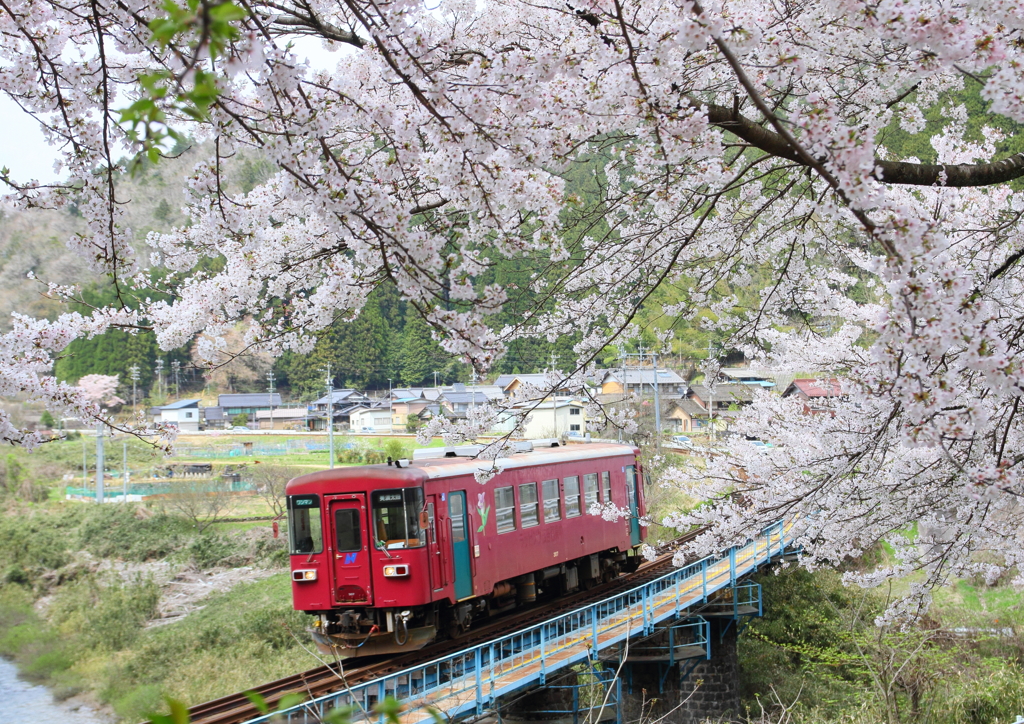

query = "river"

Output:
[[0, 656, 110, 724]]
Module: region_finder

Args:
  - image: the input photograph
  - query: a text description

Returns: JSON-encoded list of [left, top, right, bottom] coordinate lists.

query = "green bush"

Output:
[[382, 438, 411, 461], [180, 533, 241, 568], [111, 684, 165, 723], [934, 660, 1024, 724], [76, 505, 194, 561]]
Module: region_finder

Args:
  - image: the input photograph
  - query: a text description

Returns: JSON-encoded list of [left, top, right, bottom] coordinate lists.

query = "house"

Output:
[[782, 378, 845, 413], [391, 396, 432, 432], [349, 404, 393, 433], [255, 408, 310, 430], [202, 406, 226, 429], [158, 399, 202, 432], [665, 398, 711, 433], [598, 368, 687, 396], [492, 398, 588, 438], [438, 384, 503, 414], [686, 383, 757, 413], [309, 389, 373, 431], [218, 393, 282, 423], [719, 368, 776, 388], [494, 373, 585, 398]]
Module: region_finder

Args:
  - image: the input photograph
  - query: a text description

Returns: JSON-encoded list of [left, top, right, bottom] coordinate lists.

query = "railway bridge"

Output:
[[188, 519, 794, 724]]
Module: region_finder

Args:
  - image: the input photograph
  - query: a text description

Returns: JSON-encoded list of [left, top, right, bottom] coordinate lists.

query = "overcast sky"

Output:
[[0, 38, 344, 184]]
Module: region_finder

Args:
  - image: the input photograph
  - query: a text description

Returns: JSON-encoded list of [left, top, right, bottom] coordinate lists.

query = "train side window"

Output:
[[601, 471, 611, 502], [564, 476, 581, 517], [495, 486, 516, 533], [519, 483, 539, 527], [542, 479, 561, 522], [450, 493, 466, 543], [583, 473, 599, 511]]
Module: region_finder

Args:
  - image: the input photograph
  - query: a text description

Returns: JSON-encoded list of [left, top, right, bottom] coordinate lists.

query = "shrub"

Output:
[[382, 438, 411, 461], [180, 533, 241, 568], [76, 505, 194, 561], [111, 684, 165, 723]]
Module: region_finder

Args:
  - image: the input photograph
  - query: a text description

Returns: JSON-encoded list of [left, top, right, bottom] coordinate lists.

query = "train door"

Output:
[[625, 466, 641, 547], [327, 494, 373, 606], [447, 491, 473, 600], [425, 495, 445, 591]]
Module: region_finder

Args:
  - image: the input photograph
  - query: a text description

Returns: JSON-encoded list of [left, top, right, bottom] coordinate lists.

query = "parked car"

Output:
[[750, 440, 774, 451], [670, 434, 695, 449], [359, 426, 376, 434], [231, 425, 250, 432]]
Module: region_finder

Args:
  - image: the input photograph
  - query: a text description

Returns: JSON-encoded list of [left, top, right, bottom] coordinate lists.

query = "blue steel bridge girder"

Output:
[[244, 520, 793, 724]]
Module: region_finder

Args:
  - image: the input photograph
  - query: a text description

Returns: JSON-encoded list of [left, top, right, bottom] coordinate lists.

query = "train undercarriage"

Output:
[[309, 548, 640, 658]]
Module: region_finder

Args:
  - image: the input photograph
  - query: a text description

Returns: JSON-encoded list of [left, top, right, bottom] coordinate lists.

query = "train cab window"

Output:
[[542, 479, 561, 522], [564, 476, 581, 517], [583, 473, 599, 511], [334, 509, 362, 552], [372, 488, 426, 549], [495, 486, 516, 533], [287, 495, 323, 555], [519, 483, 539, 527], [601, 471, 611, 503]]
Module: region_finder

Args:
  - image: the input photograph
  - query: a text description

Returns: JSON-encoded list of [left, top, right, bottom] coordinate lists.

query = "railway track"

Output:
[[176, 532, 702, 724]]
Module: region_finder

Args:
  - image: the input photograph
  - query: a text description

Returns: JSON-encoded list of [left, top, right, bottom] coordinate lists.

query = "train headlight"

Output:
[[293, 569, 317, 581], [383, 564, 409, 577]]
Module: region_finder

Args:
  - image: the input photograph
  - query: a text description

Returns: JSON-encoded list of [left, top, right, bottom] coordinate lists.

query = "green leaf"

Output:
[[243, 691, 271, 715], [209, 2, 246, 23], [147, 698, 191, 724], [373, 696, 404, 724], [323, 704, 359, 724], [276, 692, 306, 711]]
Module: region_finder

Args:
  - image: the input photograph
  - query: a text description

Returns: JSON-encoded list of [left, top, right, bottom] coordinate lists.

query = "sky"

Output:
[[0, 37, 344, 184]]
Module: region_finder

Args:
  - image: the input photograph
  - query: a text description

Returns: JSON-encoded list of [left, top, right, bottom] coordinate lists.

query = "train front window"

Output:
[[288, 495, 323, 555], [372, 489, 426, 549], [335, 509, 362, 552]]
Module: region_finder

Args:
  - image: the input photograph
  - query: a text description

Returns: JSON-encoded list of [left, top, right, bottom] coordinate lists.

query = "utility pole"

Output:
[[707, 341, 718, 440], [267, 370, 276, 432], [171, 360, 181, 399], [548, 351, 558, 435], [388, 378, 393, 433], [155, 359, 164, 398], [129, 364, 140, 412], [432, 370, 439, 388], [323, 363, 335, 469], [82, 434, 87, 488], [95, 420, 105, 504], [123, 440, 128, 501], [651, 351, 661, 443], [619, 345, 662, 448]]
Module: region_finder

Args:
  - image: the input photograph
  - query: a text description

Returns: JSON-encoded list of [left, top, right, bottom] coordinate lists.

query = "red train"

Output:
[[286, 440, 646, 657]]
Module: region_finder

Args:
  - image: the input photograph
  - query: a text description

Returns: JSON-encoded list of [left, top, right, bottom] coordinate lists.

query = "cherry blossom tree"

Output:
[[4, 0, 1024, 599], [77, 373, 126, 407]]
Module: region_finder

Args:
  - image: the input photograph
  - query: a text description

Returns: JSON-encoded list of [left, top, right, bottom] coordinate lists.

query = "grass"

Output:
[[105, 573, 313, 721]]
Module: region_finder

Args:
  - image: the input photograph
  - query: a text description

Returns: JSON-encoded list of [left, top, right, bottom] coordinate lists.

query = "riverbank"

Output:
[[0, 501, 315, 722], [1, 655, 112, 724]]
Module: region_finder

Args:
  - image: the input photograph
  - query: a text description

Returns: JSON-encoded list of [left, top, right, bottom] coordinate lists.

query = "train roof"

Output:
[[285, 442, 639, 495]]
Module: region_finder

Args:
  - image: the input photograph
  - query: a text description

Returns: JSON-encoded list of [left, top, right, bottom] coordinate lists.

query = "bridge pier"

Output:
[[613, 616, 740, 724]]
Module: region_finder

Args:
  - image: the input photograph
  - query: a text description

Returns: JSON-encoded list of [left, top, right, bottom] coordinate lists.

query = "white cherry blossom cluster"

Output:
[[6, 0, 1024, 604]]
